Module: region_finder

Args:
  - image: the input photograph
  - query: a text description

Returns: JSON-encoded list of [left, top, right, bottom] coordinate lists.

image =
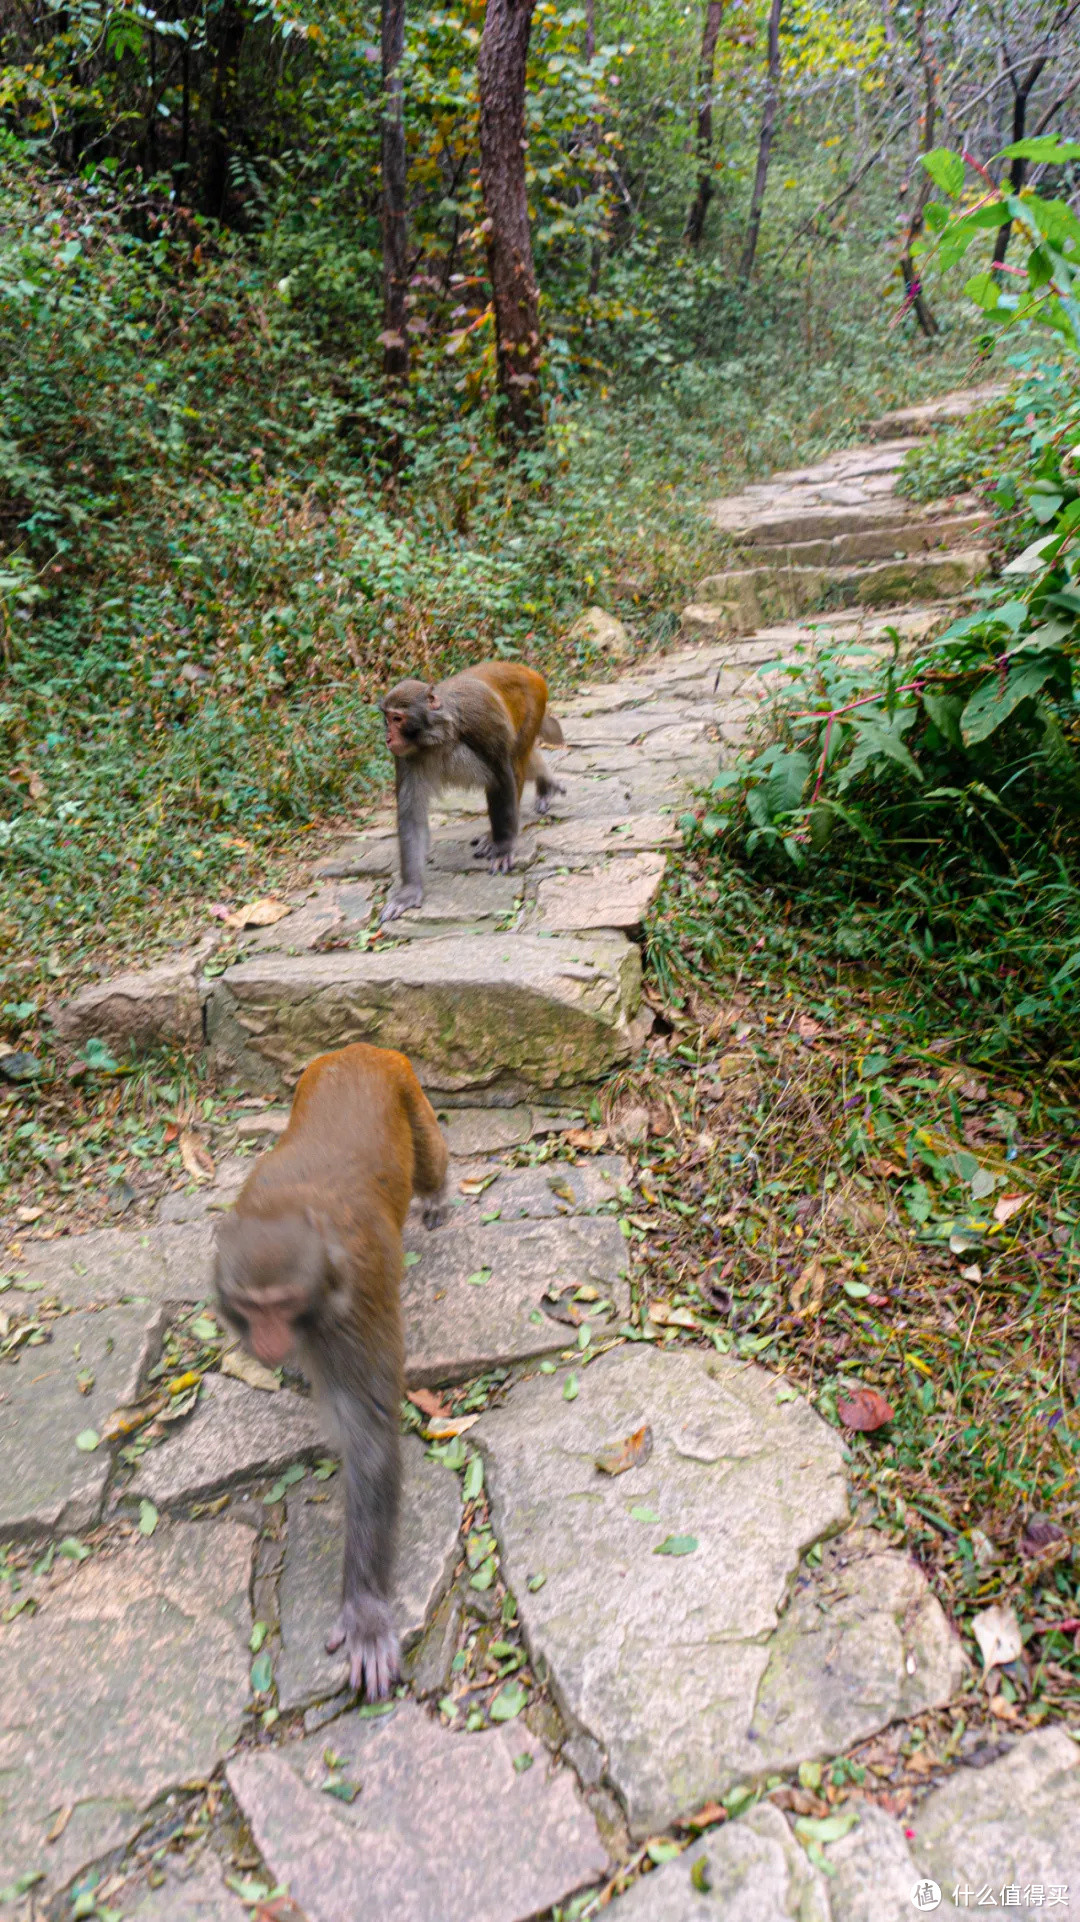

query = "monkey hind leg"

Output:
[[528, 748, 565, 817]]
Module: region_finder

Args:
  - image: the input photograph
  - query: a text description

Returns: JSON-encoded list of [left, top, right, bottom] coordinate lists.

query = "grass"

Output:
[[629, 851, 1080, 1724]]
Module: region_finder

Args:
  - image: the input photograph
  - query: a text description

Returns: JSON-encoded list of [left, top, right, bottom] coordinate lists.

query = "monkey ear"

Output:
[[426, 686, 441, 710], [306, 1206, 349, 1287]]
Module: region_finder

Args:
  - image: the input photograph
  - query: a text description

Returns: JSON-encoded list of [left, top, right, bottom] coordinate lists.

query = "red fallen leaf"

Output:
[[595, 1423, 653, 1476], [407, 1388, 449, 1420], [837, 1387, 894, 1432], [254, 1901, 309, 1922], [678, 1800, 727, 1829]]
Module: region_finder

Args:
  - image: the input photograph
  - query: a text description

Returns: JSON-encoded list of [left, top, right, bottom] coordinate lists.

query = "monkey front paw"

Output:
[[327, 1594, 401, 1700], [379, 884, 423, 926], [488, 848, 514, 874], [535, 784, 566, 817], [422, 1192, 449, 1230], [470, 833, 494, 858]]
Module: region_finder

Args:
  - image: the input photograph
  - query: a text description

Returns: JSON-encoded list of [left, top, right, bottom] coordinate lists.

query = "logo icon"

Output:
[[911, 1883, 942, 1913]]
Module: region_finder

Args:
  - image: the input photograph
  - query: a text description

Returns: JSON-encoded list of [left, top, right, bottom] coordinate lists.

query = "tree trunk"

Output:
[[739, 0, 782, 279], [992, 54, 1047, 271], [584, 0, 602, 293], [202, 0, 245, 220], [380, 0, 410, 380], [477, 0, 544, 441], [685, 1, 725, 248], [898, 2, 939, 338]]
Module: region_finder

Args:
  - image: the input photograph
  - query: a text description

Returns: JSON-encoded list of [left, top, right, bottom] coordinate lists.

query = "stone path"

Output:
[[8, 385, 1076, 1921]]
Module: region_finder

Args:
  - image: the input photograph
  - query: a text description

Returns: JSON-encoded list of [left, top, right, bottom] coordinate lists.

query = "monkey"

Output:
[[377, 660, 565, 924], [212, 1042, 448, 1701]]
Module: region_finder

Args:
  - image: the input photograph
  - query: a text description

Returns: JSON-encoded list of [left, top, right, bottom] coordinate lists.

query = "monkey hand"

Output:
[[327, 1593, 401, 1701], [488, 846, 515, 874], [534, 782, 565, 817], [379, 883, 423, 926]]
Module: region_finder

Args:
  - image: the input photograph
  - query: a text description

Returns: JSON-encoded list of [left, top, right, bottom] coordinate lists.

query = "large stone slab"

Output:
[[534, 853, 667, 933], [450, 1156, 628, 1220], [120, 1854, 252, 1922], [129, 1372, 326, 1508], [0, 1520, 254, 1903], [0, 1302, 163, 1539], [401, 1214, 629, 1385], [827, 1729, 1080, 1920], [475, 1347, 961, 1836], [204, 933, 642, 1101], [49, 942, 214, 1056], [868, 381, 1004, 438], [227, 1703, 608, 1922], [609, 1800, 828, 1922], [9, 1219, 212, 1309], [275, 1441, 462, 1709]]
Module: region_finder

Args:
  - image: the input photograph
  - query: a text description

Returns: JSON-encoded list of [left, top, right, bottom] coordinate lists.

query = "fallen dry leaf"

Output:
[[648, 1300, 699, 1329], [1019, 1516, 1067, 1557], [15, 1205, 44, 1224], [459, 1173, 498, 1197], [795, 1014, 823, 1041], [993, 1193, 1029, 1226], [595, 1423, 653, 1477], [220, 1346, 280, 1392], [45, 1805, 73, 1843], [407, 1387, 450, 1419], [222, 896, 292, 930], [791, 1258, 826, 1316], [27, 769, 47, 801], [427, 1414, 479, 1438], [989, 1694, 1022, 1723], [563, 1127, 609, 1151], [972, 1601, 1023, 1670], [179, 1130, 215, 1183], [100, 1397, 165, 1442], [680, 1801, 727, 1829], [837, 1387, 895, 1432]]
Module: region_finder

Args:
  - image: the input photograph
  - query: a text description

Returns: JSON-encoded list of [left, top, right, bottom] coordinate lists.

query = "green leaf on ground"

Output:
[[654, 1534, 698, 1556]]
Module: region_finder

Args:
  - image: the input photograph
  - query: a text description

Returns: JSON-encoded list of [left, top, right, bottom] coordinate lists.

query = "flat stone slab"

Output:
[[436, 1106, 536, 1155], [276, 1441, 462, 1709], [610, 1800, 828, 1922], [451, 1156, 628, 1220], [245, 881, 373, 953], [0, 1520, 254, 1903], [228, 1703, 608, 1922], [120, 1854, 252, 1921], [827, 1728, 1080, 1920], [534, 853, 667, 932], [868, 381, 1004, 438], [0, 1302, 163, 1539], [402, 1214, 629, 1385], [129, 1372, 326, 1508], [10, 1219, 213, 1309], [49, 941, 212, 1055], [476, 1346, 962, 1836], [204, 933, 642, 1101]]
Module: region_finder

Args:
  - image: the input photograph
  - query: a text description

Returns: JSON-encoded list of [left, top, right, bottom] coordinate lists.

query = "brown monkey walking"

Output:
[[213, 1043, 448, 1699], [377, 660, 565, 924]]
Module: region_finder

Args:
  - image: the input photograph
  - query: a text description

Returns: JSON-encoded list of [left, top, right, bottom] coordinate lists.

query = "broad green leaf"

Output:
[[921, 148, 965, 197], [75, 1429, 99, 1452], [462, 1452, 484, 1501], [489, 1681, 527, 1721], [964, 271, 1002, 312], [250, 1620, 268, 1652], [960, 656, 1058, 745], [653, 1534, 698, 1556], [250, 1650, 273, 1694], [999, 136, 1080, 164], [563, 1373, 579, 1401], [794, 1807, 860, 1846], [922, 692, 964, 748], [765, 750, 811, 816], [137, 1499, 158, 1536]]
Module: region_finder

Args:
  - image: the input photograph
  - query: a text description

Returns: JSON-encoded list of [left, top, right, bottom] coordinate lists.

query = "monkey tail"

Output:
[[539, 711, 564, 747]]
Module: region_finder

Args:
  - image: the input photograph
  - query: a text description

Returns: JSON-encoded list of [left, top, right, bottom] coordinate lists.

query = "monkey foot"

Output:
[[379, 883, 423, 925], [422, 1189, 449, 1229], [327, 1595, 401, 1701], [534, 785, 565, 816]]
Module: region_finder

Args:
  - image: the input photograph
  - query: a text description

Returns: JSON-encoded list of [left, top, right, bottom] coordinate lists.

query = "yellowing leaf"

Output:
[[179, 1130, 215, 1183], [223, 896, 292, 929], [220, 1346, 281, 1392], [994, 1193, 1029, 1226]]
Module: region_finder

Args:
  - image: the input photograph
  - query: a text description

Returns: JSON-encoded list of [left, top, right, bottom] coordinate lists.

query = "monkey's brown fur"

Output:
[[377, 660, 565, 922], [213, 1042, 448, 1699]]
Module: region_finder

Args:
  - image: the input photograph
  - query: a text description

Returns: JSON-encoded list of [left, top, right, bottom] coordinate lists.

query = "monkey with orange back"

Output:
[[213, 1043, 448, 1699], [377, 660, 565, 923]]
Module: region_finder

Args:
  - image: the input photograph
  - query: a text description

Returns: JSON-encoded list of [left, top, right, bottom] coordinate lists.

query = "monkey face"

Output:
[[378, 680, 446, 757], [213, 1211, 332, 1366]]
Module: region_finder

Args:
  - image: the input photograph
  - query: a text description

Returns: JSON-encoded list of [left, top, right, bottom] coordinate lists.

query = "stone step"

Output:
[[866, 379, 1005, 439], [741, 509, 988, 568], [686, 549, 987, 638]]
